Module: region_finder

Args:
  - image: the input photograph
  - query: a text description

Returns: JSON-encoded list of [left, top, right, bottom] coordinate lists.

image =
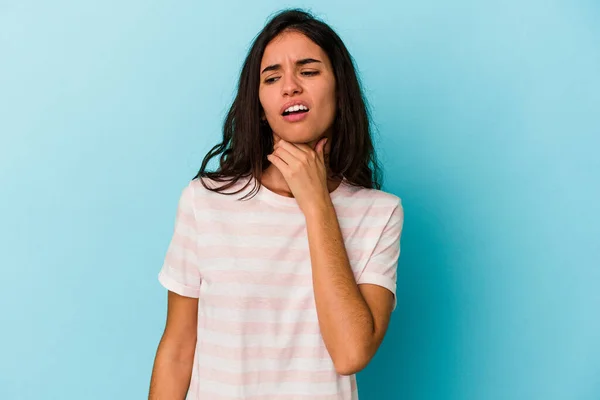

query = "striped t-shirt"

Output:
[[158, 175, 404, 399]]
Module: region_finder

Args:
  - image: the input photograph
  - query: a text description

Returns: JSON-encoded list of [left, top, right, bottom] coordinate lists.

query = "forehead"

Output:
[[260, 30, 329, 67]]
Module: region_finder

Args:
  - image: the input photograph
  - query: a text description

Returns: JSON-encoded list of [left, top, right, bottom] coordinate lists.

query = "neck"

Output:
[[261, 163, 339, 199]]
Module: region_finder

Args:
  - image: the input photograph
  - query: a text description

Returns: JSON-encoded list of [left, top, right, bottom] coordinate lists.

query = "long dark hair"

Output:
[[194, 8, 382, 200]]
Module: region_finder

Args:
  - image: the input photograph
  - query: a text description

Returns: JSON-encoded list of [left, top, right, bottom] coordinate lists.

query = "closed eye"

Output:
[[264, 71, 320, 84]]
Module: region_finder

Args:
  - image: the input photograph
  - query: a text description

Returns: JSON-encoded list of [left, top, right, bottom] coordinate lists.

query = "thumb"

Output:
[[317, 137, 328, 157]]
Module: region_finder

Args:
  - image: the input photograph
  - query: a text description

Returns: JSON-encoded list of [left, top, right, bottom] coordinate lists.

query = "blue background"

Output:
[[1, 1, 599, 399]]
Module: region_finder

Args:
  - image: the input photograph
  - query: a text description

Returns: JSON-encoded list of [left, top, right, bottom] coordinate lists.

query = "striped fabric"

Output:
[[158, 175, 404, 399]]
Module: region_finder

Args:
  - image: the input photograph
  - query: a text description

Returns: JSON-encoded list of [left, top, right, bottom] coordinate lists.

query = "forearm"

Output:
[[304, 201, 375, 374], [149, 336, 195, 399]]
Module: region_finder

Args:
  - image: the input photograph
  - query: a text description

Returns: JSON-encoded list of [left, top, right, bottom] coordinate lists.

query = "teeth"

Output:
[[284, 104, 308, 113]]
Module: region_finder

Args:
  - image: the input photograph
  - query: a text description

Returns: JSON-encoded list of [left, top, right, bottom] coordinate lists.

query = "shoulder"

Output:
[[184, 175, 257, 211], [341, 181, 402, 210], [186, 175, 249, 196], [339, 182, 404, 232]]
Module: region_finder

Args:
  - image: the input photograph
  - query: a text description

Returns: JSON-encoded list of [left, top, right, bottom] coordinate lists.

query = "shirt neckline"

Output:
[[254, 176, 348, 208]]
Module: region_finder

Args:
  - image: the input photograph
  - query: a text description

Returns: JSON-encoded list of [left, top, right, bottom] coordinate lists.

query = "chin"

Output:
[[276, 129, 321, 143]]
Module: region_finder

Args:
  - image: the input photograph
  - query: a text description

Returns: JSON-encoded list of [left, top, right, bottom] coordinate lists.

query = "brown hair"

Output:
[[194, 8, 382, 200]]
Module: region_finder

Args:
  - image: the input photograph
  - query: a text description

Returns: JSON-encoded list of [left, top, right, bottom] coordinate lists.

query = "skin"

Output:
[[149, 30, 395, 398], [149, 291, 198, 399], [258, 30, 338, 198], [261, 30, 395, 375]]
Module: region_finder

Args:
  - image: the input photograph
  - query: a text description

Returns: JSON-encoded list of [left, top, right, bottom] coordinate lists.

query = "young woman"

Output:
[[149, 8, 404, 400]]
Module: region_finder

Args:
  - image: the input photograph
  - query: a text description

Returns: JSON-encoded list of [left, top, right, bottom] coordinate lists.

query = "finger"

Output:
[[266, 154, 289, 175], [274, 140, 310, 160], [316, 137, 328, 161], [272, 146, 296, 166], [317, 137, 327, 155]]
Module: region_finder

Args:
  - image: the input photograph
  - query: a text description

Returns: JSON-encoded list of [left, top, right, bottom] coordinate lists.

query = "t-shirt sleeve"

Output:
[[356, 198, 404, 311], [157, 182, 202, 298]]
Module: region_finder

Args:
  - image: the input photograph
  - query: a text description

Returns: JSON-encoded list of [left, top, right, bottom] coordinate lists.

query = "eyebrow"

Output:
[[261, 58, 322, 74]]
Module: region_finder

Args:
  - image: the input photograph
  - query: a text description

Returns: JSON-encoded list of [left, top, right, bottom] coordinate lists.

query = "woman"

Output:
[[149, 8, 404, 400]]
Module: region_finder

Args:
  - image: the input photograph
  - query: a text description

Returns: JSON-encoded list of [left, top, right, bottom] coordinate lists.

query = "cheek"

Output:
[[258, 92, 266, 111], [318, 80, 336, 112], [258, 88, 274, 116]]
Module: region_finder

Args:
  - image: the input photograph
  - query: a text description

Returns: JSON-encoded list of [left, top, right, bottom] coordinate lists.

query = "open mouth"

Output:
[[282, 105, 310, 116]]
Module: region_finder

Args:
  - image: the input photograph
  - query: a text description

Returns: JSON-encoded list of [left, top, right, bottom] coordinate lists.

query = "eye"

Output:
[[264, 76, 280, 84], [301, 71, 319, 76]]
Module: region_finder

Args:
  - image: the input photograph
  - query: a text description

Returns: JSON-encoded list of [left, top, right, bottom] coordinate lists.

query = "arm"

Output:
[[149, 291, 198, 399], [266, 138, 400, 375], [305, 202, 396, 376]]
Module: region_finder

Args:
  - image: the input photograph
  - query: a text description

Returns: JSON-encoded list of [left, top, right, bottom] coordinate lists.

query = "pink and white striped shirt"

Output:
[[158, 175, 404, 399]]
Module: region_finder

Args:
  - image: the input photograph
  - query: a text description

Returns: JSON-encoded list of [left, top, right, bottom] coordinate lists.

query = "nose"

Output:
[[281, 73, 302, 97]]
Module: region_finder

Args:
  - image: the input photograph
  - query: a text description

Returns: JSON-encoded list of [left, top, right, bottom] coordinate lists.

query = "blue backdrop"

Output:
[[1, 1, 598, 399]]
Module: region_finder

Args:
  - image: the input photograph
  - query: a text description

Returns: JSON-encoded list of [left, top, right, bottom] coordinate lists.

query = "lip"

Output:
[[279, 100, 310, 115], [282, 110, 310, 123]]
